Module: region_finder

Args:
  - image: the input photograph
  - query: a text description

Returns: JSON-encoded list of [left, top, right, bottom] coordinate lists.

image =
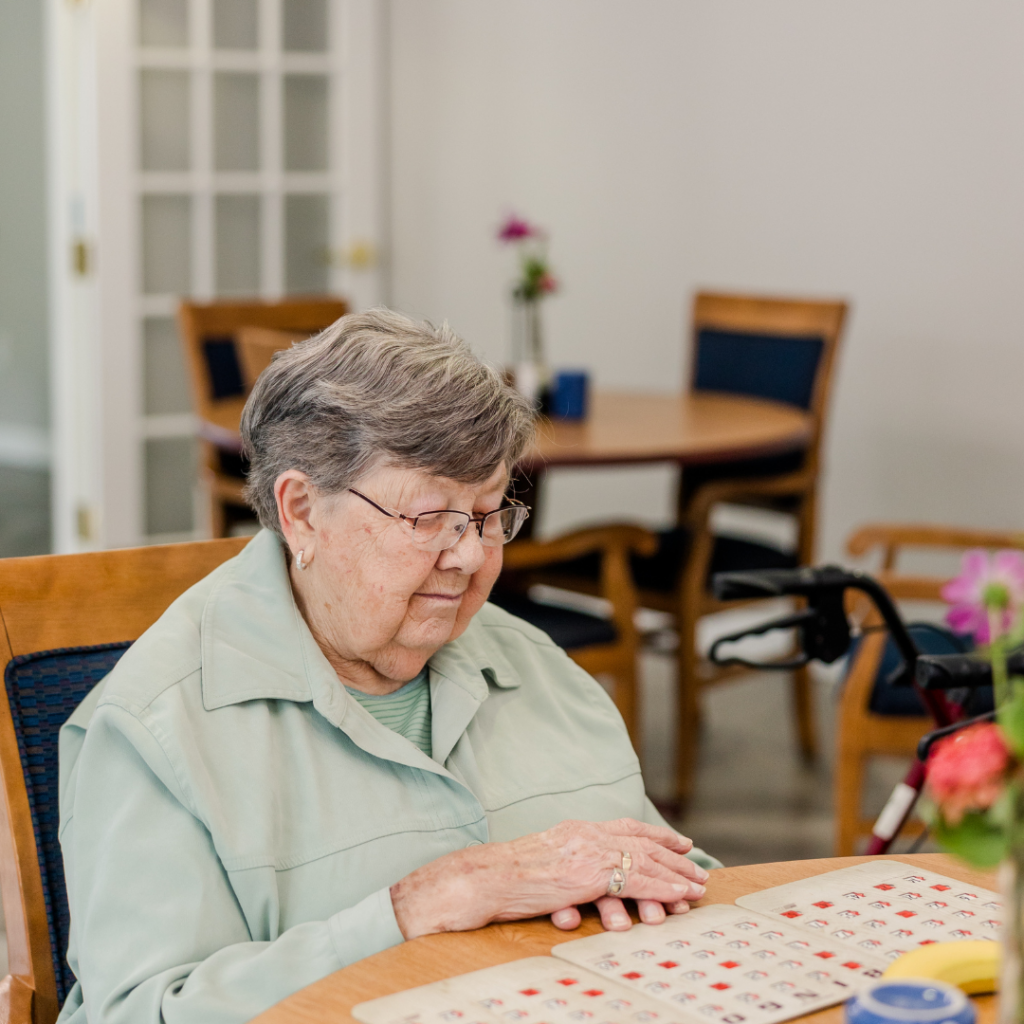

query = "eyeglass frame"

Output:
[[348, 488, 531, 548]]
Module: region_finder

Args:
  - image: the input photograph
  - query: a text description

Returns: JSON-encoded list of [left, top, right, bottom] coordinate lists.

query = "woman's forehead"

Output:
[[372, 464, 508, 505]]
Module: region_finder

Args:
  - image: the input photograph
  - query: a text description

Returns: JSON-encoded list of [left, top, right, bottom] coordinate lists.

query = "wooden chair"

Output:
[[0, 538, 249, 1023], [235, 327, 306, 388], [177, 299, 348, 538], [495, 525, 657, 745], [835, 523, 1024, 856], [535, 292, 848, 806]]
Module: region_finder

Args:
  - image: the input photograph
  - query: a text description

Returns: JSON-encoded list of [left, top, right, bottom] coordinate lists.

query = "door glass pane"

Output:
[[215, 195, 261, 295], [139, 0, 188, 46], [283, 75, 328, 171], [140, 69, 190, 171], [214, 72, 261, 172], [284, 194, 329, 294], [145, 437, 197, 535], [282, 0, 326, 52], [142, 195, 191, 295], [213, 0, 258, 49], [143, 318, 192, 414]]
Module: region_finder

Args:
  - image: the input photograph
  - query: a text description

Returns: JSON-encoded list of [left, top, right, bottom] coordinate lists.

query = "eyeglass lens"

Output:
[[410, 506, 528, 550]]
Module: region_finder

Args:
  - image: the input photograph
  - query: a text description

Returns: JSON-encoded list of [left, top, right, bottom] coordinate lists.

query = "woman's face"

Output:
[[280, 463, 508, 687]]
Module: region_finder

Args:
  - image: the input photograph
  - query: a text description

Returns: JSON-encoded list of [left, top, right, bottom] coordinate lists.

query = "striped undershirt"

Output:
[[346, 668, 432, 758]]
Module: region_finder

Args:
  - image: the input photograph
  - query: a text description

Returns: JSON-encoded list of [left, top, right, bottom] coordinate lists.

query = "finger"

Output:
[[595, 818, 694, 854], [636, 899, 666, 925], [666, 899, 692, 914], [625, 872, 706, 905], [551, 906, 582, 930], [619, 844, 707, 900], [595, 896, 633, 931], [643, 842, 710, 884]]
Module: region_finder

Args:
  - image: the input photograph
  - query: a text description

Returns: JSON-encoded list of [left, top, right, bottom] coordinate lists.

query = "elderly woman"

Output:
[[57, 310, 716, 1024]]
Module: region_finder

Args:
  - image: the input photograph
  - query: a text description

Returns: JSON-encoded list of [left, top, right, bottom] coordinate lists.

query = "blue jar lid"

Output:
[[847, 979, 975, 1024]]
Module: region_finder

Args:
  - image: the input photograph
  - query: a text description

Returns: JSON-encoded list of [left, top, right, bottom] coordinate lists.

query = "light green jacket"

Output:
[[57, 529, 715, 1023]]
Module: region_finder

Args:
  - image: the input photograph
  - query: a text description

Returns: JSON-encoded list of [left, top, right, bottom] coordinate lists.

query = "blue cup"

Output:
[[551, 370, 589, 420]]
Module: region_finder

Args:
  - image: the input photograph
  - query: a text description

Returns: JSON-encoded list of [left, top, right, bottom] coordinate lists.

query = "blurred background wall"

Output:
[[0, 0, 51, 556], [2, 0, 1023, 561], [387, 0, 1024, 561]]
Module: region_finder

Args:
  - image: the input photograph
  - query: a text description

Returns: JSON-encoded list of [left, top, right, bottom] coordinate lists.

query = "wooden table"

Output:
[[524, 391, 813, 469], [199, 390, 812, 466], [250, 854, 997, 1024]]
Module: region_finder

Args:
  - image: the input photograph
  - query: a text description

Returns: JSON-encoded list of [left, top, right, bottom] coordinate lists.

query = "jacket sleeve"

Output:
[[60, 702, 404, 1024], [641, 796, 722, 871]]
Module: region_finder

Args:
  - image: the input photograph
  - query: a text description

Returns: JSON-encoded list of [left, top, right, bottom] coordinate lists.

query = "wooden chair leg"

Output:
[[674, 609, 702, 808], [834, 738, 866, 856], [209, 493, 228, 539], [791, 665, 817, 761], [613, 650, 639, 750]]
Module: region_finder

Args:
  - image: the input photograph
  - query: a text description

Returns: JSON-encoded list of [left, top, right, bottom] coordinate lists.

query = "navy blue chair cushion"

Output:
[[545, 529, 798, 597], [693, 327, 825, 411], [202, 336, 245, 399], [3, 642, 131, 1006], [488, 594, 617, 648], [854, 623, 989, 716]]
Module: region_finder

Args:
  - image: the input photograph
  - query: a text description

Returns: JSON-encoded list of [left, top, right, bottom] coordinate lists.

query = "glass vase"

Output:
[[1001, 847, 1024, 1024], [510, 296, 548, 408]]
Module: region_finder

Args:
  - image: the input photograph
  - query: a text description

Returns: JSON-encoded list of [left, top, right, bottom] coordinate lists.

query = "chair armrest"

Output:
[[503, 525, 657, 649], [846, 522, 1024, 559], [502, 524, 657, 570], [0, 974, 35, 1024], [683, 471, 813, 531]]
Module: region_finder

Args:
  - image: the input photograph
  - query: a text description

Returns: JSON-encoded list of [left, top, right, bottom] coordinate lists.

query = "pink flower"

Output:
[[498, 215, 535, 242], [942, 548, 1024, 643], [926, 722, 1011, 824], [538, 272, 558, 294]]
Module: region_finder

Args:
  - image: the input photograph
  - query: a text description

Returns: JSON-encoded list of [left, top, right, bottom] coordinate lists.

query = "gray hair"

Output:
[[240, 307, 536, 535]]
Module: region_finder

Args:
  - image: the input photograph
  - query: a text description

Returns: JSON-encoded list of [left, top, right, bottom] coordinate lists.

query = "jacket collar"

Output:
[[200, 529, 520, 715]]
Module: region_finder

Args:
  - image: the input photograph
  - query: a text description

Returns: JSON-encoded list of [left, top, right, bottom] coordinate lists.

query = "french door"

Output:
[[49, 0, 385, 552]]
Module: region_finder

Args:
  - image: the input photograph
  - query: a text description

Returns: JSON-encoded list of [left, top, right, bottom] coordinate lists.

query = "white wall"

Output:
[[388, 0, 1024, 560], [0, 0, 50, 460]]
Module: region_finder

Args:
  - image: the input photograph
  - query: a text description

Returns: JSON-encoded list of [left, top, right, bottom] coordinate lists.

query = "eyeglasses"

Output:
[[348, 488, 531, 551]]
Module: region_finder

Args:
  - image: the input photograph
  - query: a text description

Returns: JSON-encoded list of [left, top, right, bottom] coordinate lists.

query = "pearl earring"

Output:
[[295, 549, 310, 571]]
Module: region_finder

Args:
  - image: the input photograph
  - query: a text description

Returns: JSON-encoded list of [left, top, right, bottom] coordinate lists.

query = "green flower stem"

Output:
[[990, 605, 1009, 707]]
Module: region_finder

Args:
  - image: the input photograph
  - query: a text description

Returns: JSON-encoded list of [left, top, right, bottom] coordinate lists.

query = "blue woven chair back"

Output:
[[3, 642, 131, 1006], [693, 327, 825, 411]]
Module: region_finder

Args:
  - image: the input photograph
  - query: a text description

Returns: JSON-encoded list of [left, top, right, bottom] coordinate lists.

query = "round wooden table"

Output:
[[249, 853, 997, 1024], [523, 391, 813, 469]]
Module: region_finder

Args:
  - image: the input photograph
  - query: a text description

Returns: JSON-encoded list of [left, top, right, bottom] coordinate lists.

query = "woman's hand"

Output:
[[390, 818, 708, 940]]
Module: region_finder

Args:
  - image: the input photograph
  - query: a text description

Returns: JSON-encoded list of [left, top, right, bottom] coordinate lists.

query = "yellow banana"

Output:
[[882, 940, 1001, 995]]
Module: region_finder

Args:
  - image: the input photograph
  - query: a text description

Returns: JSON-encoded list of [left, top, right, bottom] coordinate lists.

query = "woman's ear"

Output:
[[275, 471, 317, 560]]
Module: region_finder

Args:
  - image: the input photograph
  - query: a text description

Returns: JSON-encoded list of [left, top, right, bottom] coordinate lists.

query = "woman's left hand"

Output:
[[550, 893, 691, 932], [549, 824, 704, 932]]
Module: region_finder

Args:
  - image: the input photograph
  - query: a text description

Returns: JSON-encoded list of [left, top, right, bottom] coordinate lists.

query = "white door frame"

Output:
[[48, 0, 386, 553]]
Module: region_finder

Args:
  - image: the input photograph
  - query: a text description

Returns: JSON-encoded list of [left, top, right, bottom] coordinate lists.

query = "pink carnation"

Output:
[[926, 722, 1011, 825], [942, 548, 1024, 643], [498, 215, 535, 242]]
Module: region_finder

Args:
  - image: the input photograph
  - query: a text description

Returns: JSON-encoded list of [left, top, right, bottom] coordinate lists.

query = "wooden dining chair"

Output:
[[0, 537, 249, 1024], [534, 292, 848, 806], [837, 523, 1024, 853], [177, 298, 348, 538], [235, 326, 306, 389], [494, 525, 657, 745], [834, 523, 1024, 856]]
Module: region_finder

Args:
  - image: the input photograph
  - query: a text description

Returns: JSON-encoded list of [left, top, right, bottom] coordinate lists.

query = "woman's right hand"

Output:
[[389, 818, 708, 939]]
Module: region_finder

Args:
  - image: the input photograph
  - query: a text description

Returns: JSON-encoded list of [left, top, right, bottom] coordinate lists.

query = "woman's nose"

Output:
[[438, 522, 486, 572]]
